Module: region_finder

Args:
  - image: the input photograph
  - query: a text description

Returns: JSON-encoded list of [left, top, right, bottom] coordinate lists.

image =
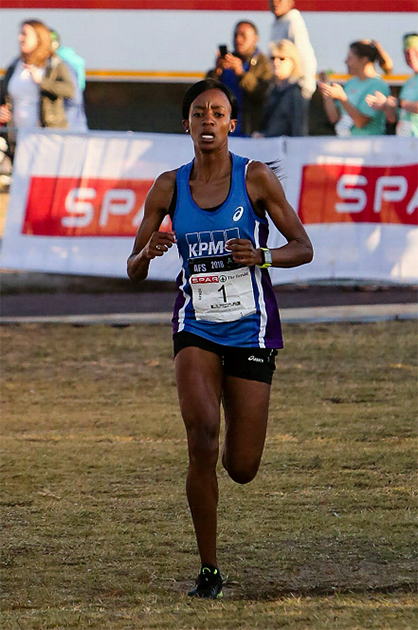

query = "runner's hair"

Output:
[[182, 79, 238, 120]]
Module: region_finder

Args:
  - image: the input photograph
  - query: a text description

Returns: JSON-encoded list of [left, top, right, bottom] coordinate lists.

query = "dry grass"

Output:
[[1, 321, 417, 629]]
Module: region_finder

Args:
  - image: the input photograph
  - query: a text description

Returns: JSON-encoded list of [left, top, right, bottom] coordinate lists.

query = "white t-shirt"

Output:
[[270, 9, 317, 99], [8, 61, 45, 129]]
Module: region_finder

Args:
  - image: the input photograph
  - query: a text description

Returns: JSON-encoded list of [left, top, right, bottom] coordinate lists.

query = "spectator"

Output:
[[0, 136, 12, 190], [269, 0, 317, 100], [207, 21, 273, 136], [257, 39, 307, 137], [0, 19, 75, 157], [50, 28, 88, 131], [318, 40, 392, 137], [366, 32, 418, 137]]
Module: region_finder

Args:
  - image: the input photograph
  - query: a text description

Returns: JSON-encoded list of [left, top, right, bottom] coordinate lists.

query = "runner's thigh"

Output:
[[175, 346, 223, 432], [222, 375, 271, 464]]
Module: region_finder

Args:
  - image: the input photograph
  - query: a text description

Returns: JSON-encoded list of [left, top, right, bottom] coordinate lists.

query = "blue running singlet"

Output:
[[172, 153, 283, 349]]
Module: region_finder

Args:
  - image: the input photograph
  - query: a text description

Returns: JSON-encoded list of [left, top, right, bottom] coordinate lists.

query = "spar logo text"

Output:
[[298, 164, 417, 226], [190, 275, 220, 284], [186, 228, 240, 258], [22, 176, 173, 237]]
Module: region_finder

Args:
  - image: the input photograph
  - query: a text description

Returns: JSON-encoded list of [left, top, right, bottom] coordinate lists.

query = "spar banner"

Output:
[[1, 131, 284, 280], [1, 131, 417, 283], [270, 136, 417, 284]]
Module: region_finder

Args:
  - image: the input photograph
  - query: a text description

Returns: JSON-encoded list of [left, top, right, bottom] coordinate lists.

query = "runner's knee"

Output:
[[188, 424, 219, 469], [223, 457, 259, 485]]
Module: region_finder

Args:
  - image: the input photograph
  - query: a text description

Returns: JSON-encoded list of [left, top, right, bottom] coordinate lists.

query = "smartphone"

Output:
[[218, 44, 228, 58]]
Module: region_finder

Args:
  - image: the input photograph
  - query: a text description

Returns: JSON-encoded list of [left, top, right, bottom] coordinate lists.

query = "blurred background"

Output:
[[1, 0, 414, 134]]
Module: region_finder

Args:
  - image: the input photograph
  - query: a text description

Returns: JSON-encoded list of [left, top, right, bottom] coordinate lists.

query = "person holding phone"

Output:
[[127, 78, 313, 598], [218, 44, 228, 58], [207, 21, 273, 136]]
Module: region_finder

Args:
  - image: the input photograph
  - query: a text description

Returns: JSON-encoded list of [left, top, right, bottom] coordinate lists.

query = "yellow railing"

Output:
[[0, 68, 411, 85]]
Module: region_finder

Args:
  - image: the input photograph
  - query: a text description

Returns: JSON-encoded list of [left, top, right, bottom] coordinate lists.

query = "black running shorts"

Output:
[[173, 331, 278, 385]]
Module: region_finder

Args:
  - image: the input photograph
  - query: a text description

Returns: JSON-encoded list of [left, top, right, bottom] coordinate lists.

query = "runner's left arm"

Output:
[[226, 161, 313, 268]]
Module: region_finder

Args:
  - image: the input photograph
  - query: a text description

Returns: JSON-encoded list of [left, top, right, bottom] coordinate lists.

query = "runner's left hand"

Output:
[[226, 238, 263, 266]]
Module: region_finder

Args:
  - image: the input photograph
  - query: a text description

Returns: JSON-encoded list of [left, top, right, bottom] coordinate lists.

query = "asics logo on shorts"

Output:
[[248, 355, 264, 363]]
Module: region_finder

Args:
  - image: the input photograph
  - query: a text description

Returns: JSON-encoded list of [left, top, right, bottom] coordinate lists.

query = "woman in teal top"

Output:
[[366, 33, 418, 137], [318, 40, 392, 137]]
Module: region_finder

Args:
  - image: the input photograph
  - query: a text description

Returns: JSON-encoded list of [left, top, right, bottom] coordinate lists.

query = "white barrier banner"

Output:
[[1, 131, 417, 283], [0, 130, 283, 280], [271, 136, 418, 284]]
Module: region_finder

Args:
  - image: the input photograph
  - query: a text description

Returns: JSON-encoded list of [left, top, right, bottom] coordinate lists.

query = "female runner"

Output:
[[127, 79, 313, 599]]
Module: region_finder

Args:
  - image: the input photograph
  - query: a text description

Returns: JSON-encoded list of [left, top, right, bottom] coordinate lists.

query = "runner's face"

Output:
[[19, 24, 38, 56], [184, 89, 236, 150]]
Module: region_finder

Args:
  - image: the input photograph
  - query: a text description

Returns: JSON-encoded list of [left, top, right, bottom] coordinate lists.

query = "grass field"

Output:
[[1, 321, 417, 629]]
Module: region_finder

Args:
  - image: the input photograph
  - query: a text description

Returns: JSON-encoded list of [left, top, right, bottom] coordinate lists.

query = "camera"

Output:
[[218, 44, 228, 58]]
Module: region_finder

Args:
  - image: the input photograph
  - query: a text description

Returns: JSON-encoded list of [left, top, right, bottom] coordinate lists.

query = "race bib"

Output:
[[190, 266, 256, 323]]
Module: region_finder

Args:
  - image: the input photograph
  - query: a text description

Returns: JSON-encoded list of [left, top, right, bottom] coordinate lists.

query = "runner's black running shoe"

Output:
[[188, 566, 223, 599]]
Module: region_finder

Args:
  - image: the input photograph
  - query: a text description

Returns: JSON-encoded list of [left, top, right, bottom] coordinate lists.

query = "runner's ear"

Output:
[[229, 120, 237, 134]]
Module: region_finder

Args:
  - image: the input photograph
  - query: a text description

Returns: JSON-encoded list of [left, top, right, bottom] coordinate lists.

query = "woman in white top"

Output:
[[0, 19, 75, 152]]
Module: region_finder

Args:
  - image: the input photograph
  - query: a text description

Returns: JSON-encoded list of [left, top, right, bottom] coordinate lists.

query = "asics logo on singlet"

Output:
[[248, 355, 264, 363], [186, 228, 240, 258], [232, 207, 244, 221]]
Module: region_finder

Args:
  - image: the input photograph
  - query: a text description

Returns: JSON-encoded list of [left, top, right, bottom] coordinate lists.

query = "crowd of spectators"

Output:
[[0, 3, 417, 150], [205, 1, 417, 140]]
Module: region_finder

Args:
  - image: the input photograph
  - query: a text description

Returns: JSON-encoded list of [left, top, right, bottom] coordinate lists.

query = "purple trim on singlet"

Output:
[[172, 278, 185, 335], [261, 269, 281, 346], [258, 220, 269, 248]]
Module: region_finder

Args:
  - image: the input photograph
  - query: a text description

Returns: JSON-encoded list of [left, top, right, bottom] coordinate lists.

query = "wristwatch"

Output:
[[257, 247, 272, 268]]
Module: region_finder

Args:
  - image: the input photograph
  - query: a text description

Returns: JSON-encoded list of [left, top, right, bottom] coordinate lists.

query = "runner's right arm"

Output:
[[127, 171, 177, 282]]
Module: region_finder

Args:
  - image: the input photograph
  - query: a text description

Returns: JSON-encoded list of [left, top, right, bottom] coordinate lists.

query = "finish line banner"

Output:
[[1, 131, 417, 283]]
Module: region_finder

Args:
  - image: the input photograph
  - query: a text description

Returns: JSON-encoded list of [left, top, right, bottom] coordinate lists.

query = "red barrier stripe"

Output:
[[1, 0, 416, 11]]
